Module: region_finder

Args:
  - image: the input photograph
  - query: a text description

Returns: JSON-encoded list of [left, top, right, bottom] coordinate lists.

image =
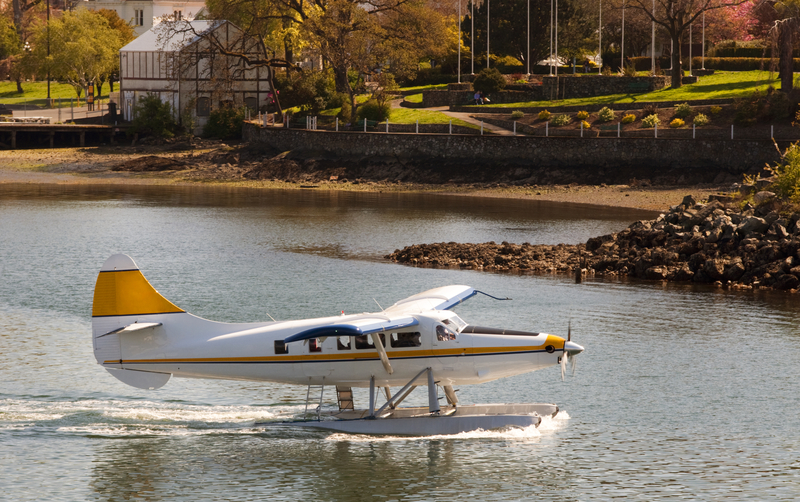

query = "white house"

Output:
[[118, 20, 273, 133], [81, 0, 207, 36]]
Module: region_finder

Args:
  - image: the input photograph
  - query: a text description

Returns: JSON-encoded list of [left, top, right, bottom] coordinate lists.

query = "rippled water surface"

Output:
[[1, 184, 799, 501]]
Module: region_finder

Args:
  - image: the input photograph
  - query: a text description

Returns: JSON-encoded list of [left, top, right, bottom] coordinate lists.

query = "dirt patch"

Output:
[[112, 155, 189, 172]]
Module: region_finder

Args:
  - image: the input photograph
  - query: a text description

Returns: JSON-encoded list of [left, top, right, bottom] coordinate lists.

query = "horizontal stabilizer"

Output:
[[98, 322, 162, 338], [106, 368, 171, 390], [284, 316, 419, 343]]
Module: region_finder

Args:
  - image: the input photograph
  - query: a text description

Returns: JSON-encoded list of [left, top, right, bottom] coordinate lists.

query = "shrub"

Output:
[[773, 143, 800, 202], [538, 109, 551, 121], [130, 93, 179, 138], [580, 120, 591, 129], [203, 105, 246, 139], [338, 100, 352, 122], [623, 63, 637, 77], [576, 110, 589, 120], [642, 114, 660, 128], [674, 102, 692, 118], [356, 99, 391, 122], [551, 114, 571, 126], [511, 110, 525, 119], [694, 113, 710, 126], [621, 113, 636, 124], [598, 106, 615, 122], [602, 65, 613, 76], [642, 103, 659, 117], [473, 67, 507, 94], [670, 118, 685, 128], [710, 106, 722, 115]]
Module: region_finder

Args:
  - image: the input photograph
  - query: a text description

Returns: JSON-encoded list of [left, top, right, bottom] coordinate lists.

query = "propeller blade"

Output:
[[571, 353, 577, 377], [568, 320, 571, 342], [560, 352, 567, 381]]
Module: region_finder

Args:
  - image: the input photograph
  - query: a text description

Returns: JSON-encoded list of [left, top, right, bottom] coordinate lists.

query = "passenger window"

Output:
[[355, 334, 385, 349], [436, 325, 457, 341], [337, 336, 351, 350], [390, 332, 421, 348], [309, 338, 322, 352], [274, 340, 288, 354]]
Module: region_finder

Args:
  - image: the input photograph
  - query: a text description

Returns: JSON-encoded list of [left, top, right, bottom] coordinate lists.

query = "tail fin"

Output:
[[92, 254, 181, 390], [92, 254, 184, 318]]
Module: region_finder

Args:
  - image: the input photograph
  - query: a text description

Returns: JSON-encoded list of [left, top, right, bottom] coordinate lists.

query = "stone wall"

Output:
[[450, 98, 734, 114], [244, 124, 781, 174], [540, 75, 670, 100], [422, 89, 541, 107]]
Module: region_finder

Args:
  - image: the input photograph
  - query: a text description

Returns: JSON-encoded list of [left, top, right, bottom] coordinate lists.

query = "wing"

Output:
[[383, 285, 475, 315], [283, 314, 419, 343]]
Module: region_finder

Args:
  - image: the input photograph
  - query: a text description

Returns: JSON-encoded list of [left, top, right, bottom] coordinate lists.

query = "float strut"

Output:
[[427, 368, 440, 414]]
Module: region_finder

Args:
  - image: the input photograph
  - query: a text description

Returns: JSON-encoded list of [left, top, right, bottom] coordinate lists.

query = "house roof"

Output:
[[120, 20, 224, 52]]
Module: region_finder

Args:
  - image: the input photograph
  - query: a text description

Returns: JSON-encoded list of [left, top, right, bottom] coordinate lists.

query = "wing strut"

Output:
[[370, 333, 393, 374]]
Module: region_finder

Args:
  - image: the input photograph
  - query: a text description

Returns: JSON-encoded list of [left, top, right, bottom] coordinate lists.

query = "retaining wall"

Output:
[[243, 123, 781, 173]]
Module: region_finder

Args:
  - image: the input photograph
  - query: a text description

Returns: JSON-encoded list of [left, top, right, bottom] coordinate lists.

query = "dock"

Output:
[[0, 123, 119, 149]]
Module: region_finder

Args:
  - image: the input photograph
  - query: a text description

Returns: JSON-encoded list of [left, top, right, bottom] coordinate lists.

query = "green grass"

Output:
[[404, 93, 423, 103], [485, 70, 780, 108], [398, 84, 448, 92], [389, 108, 475, 128], [0, 81, 110, 107]]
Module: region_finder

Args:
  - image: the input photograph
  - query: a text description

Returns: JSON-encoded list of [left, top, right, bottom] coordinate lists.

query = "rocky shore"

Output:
[[387, 194, 800, 290]]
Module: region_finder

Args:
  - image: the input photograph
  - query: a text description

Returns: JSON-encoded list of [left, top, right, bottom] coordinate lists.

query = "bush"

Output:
[[203, 105, 246, 139], [674, 102, 692, 118], [642, 103, 659, 117], [734, 88, 791, 125], [693, 113, 710, 126], [576, 110, 589, 120], [130, 93, 179, 138], [551, 114, 571, 126], [773, 143, 800, 201], [580, 120, 591, 129], [338, 100, 352, 122], [538, 109, 551, 121], [710, 106, 722, 115], [642, 114, 660, 128], [670, 118, 685, 128], [623, 63, 637, 77], [511, 110, 524, 119], [621, 113, 636, 124], [598, 106, 615, 122], [473, 67, 507, 94], [356, 99, 390, 122]]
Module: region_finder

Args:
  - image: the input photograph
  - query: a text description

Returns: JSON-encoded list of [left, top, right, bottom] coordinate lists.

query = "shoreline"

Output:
[[0, 145, 727, 212]]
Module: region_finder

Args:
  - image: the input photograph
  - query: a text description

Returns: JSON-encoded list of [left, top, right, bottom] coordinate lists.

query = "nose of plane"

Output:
[[564, 340, 584, 357]]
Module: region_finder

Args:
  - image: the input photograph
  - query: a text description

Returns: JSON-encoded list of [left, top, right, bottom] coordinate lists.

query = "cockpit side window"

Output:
[[390, 332, 421, 348], [309, 338, 322, 352], [337, 336, 351, 350], [436, 324, 457, 341], [274, 340, 289, 354]]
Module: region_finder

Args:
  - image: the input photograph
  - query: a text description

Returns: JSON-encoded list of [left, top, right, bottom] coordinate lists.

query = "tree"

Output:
[[203, 0, 447, 113], [462, 0, 594, 70], [22, 9, 124, 100], [93, 9, 136, 94], [768, 0, 800, 92], [628, 0, 749, 88]]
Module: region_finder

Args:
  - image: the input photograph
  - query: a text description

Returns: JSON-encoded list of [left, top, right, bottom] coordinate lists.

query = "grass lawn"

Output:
[[397, 84, 448, 92], [389, 108, 475, 128], [0, 81, 110, 107], [404, 93, 423, 103], [486, 70, 780, 108]]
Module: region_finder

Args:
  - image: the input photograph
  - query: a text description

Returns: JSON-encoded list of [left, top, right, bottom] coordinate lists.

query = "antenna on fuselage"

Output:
[[266, 312, 276, 322], [373, 298, 385, 312]]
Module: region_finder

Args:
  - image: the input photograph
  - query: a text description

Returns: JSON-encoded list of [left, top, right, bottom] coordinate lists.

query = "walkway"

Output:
[[441, 110, 516, 136], [12, 102, 113, 123]]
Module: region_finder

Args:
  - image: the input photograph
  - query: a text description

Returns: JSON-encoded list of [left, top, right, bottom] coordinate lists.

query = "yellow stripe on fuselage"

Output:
[[106, 343, 559, 365], [92, 270, 184, 317]]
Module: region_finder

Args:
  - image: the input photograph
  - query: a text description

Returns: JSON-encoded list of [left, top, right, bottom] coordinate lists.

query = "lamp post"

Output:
[[702, 11, 705, 69], [651, 0, 655, 73], [621, 0, 625, 72], [471, 0, 474, 74], [550, 0, 554, 75], [458, 0, 461, 83], [598, 0, 602, 73], [46, 0, 51, 107], [487, 0, 490, 68], [527, 0, 530, 76], [554, 0, 558, 76]]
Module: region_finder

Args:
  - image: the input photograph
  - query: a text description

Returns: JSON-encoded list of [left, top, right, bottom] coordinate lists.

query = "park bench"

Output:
[[627, 82, 650, 93]]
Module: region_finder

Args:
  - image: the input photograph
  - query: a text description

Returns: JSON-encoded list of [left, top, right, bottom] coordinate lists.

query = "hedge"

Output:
[[628, 56, 794, 72]]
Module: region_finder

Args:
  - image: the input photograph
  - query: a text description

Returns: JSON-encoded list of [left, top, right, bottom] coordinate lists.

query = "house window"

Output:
[[174, 10, 182, 20], [196, 97, 210, 116], [244, 97, 257, 111], [134, 9, 144, 26]]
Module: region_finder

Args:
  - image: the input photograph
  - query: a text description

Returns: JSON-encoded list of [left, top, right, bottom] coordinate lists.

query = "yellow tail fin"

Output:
[[92, 254, 184, 317]]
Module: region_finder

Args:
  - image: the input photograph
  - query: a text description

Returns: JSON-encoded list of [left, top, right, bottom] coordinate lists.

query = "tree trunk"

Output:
[[12, 0, 24, 39], [670, 31, 682, 88], [15, 75, 23, 93], [779, 22, 794, 93], [267, 67, 283, 117], [333, 65, 355, 111]]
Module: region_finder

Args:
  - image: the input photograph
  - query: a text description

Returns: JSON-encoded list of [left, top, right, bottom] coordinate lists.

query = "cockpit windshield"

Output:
[[442, 315, 467, 332]]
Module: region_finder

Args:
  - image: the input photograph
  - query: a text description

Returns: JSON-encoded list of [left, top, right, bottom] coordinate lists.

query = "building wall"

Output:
[[81, 0, 205, 35]]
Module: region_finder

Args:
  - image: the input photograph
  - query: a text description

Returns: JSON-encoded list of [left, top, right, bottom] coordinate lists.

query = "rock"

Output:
[[723, 259, 746, 282], [645, 266, 668, 280], [773, 273, 800, 290], [753, 190, 776, 205], [703, 258, 726, 281], [740, 216, 769, 236], [681, 195, 697, 207]]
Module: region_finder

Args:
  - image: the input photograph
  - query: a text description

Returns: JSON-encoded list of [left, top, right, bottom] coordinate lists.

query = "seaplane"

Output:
[[91, 254, 584, 435]]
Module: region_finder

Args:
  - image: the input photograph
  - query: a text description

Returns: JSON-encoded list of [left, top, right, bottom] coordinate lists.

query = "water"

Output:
[[2, 184, 799, 501]]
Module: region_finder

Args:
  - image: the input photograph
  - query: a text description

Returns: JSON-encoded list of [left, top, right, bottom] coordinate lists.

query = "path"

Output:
[[12, 102, 113, 123], [441, 110, 516, 136]]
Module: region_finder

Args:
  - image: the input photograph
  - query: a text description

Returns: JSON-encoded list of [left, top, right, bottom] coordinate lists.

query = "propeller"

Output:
[[561, 319, 583, 381]]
